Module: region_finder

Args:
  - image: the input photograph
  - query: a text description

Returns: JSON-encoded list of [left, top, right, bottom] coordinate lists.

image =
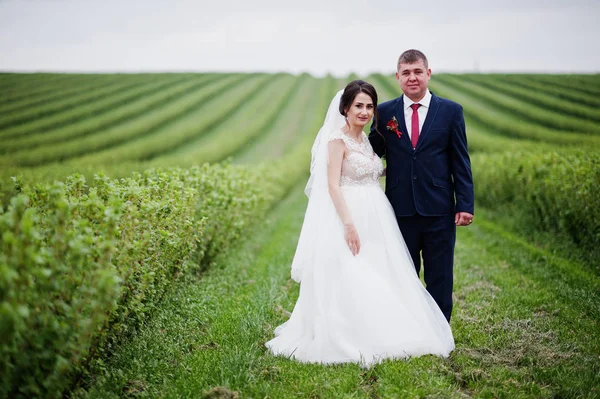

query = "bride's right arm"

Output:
[[328, 139, 360, 256]]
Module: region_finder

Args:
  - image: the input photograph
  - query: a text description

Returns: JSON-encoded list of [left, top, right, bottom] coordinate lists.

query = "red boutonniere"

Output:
[[386, 116, 402, 138]]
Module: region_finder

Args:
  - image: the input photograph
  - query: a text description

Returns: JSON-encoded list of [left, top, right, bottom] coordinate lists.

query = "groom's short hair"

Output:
[[397, 49, 429, 70]]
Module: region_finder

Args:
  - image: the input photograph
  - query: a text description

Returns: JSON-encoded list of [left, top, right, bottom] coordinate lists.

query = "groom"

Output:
[[369, 49, 474, 322]]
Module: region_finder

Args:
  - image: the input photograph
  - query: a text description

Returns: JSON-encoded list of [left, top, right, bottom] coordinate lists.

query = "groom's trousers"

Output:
[[395, 214, 456, 322]]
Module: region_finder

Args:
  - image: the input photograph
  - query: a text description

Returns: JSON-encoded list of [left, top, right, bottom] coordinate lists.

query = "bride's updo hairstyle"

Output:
[[339, 79, 380, 135]]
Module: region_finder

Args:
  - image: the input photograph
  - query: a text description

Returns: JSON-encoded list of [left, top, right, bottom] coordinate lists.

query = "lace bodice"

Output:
[[329, 130, 384, 187]]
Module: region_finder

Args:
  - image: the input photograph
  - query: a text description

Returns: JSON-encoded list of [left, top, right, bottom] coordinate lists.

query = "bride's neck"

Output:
[[343, 123, 363, 140]]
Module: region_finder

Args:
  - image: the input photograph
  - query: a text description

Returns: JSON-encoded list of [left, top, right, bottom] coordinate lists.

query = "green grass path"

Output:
[[82, 185, 600, 398]]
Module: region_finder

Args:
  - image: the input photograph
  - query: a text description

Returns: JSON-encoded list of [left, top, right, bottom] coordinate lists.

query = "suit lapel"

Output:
[[394, 96, 412, 149], [416, 94, 440, 150]]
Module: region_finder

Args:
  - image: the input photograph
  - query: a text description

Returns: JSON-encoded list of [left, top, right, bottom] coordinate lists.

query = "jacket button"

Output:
[[413, 175, 417, 180], [413, 155, 416, 160]]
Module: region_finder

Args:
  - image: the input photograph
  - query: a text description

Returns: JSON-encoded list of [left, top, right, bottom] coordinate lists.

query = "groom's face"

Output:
[[396, 60, 431, 102]]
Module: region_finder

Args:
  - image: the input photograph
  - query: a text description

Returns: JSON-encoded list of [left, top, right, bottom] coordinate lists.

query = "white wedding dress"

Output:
[[265, 127, 455, 367]]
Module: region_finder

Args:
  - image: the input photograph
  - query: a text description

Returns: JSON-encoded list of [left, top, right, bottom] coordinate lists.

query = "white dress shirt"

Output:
[[403, 89, 432, 141]]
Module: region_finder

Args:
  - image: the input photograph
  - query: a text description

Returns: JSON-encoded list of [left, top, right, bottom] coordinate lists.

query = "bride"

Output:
[[265, 80, 454, 367]]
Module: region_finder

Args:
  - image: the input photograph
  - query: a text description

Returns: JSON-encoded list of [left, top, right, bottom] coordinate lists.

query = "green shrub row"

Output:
[[0, 74, 108, 113], [473, 150, 600, 260], [158, 74, 309, 165], [229, 75, 333, 163], [460, 118, 545, 154], [0, 73, 52, 90], [497, 75, 600, 109], [434, 74, 600, 135], [528, 74, 600, 97], [0, 75, 335, 207], [0, 75, 137, 130], [0, 74, 251, 167], [0, 75, 75, 105], [426, 79, 600, 149], [458, 74, 600, 123], [71, 74, 281, 165], [0, 162, 143, 207], [1, 76, 215, 153], [1, 74, 190, 142], [0, 157, 304, 398]]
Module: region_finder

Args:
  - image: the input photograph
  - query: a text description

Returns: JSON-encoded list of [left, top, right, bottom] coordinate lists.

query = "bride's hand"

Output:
[[344, 223, 361, 256]]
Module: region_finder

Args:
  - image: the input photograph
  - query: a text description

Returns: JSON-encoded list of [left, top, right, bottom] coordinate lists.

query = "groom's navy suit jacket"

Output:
[[369, 93, 474, 217]]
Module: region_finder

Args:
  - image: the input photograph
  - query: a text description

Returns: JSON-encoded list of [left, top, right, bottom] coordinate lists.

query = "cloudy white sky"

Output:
[[1, 0, 599, 76]]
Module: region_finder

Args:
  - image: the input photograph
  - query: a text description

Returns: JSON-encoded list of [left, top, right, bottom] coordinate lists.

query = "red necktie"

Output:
[[410, 103, 421, 149]]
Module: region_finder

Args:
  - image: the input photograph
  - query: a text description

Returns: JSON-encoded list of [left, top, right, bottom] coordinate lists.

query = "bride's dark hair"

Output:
[[339, 80, 378, 117], [339, 80, 381, 137]]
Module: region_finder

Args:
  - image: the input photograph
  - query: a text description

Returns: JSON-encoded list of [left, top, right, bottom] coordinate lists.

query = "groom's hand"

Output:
[[455, 212, 474, 227]]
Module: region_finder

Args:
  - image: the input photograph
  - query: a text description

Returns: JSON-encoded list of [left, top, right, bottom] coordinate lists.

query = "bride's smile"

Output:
[[344, 92, 374, 130]]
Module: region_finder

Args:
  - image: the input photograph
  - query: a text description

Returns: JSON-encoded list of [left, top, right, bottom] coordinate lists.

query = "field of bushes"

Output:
[[0, 71, 598, 398]]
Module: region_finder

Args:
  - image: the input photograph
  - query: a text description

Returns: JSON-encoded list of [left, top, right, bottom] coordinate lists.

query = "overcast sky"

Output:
[[1, 0, 599, 76]]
